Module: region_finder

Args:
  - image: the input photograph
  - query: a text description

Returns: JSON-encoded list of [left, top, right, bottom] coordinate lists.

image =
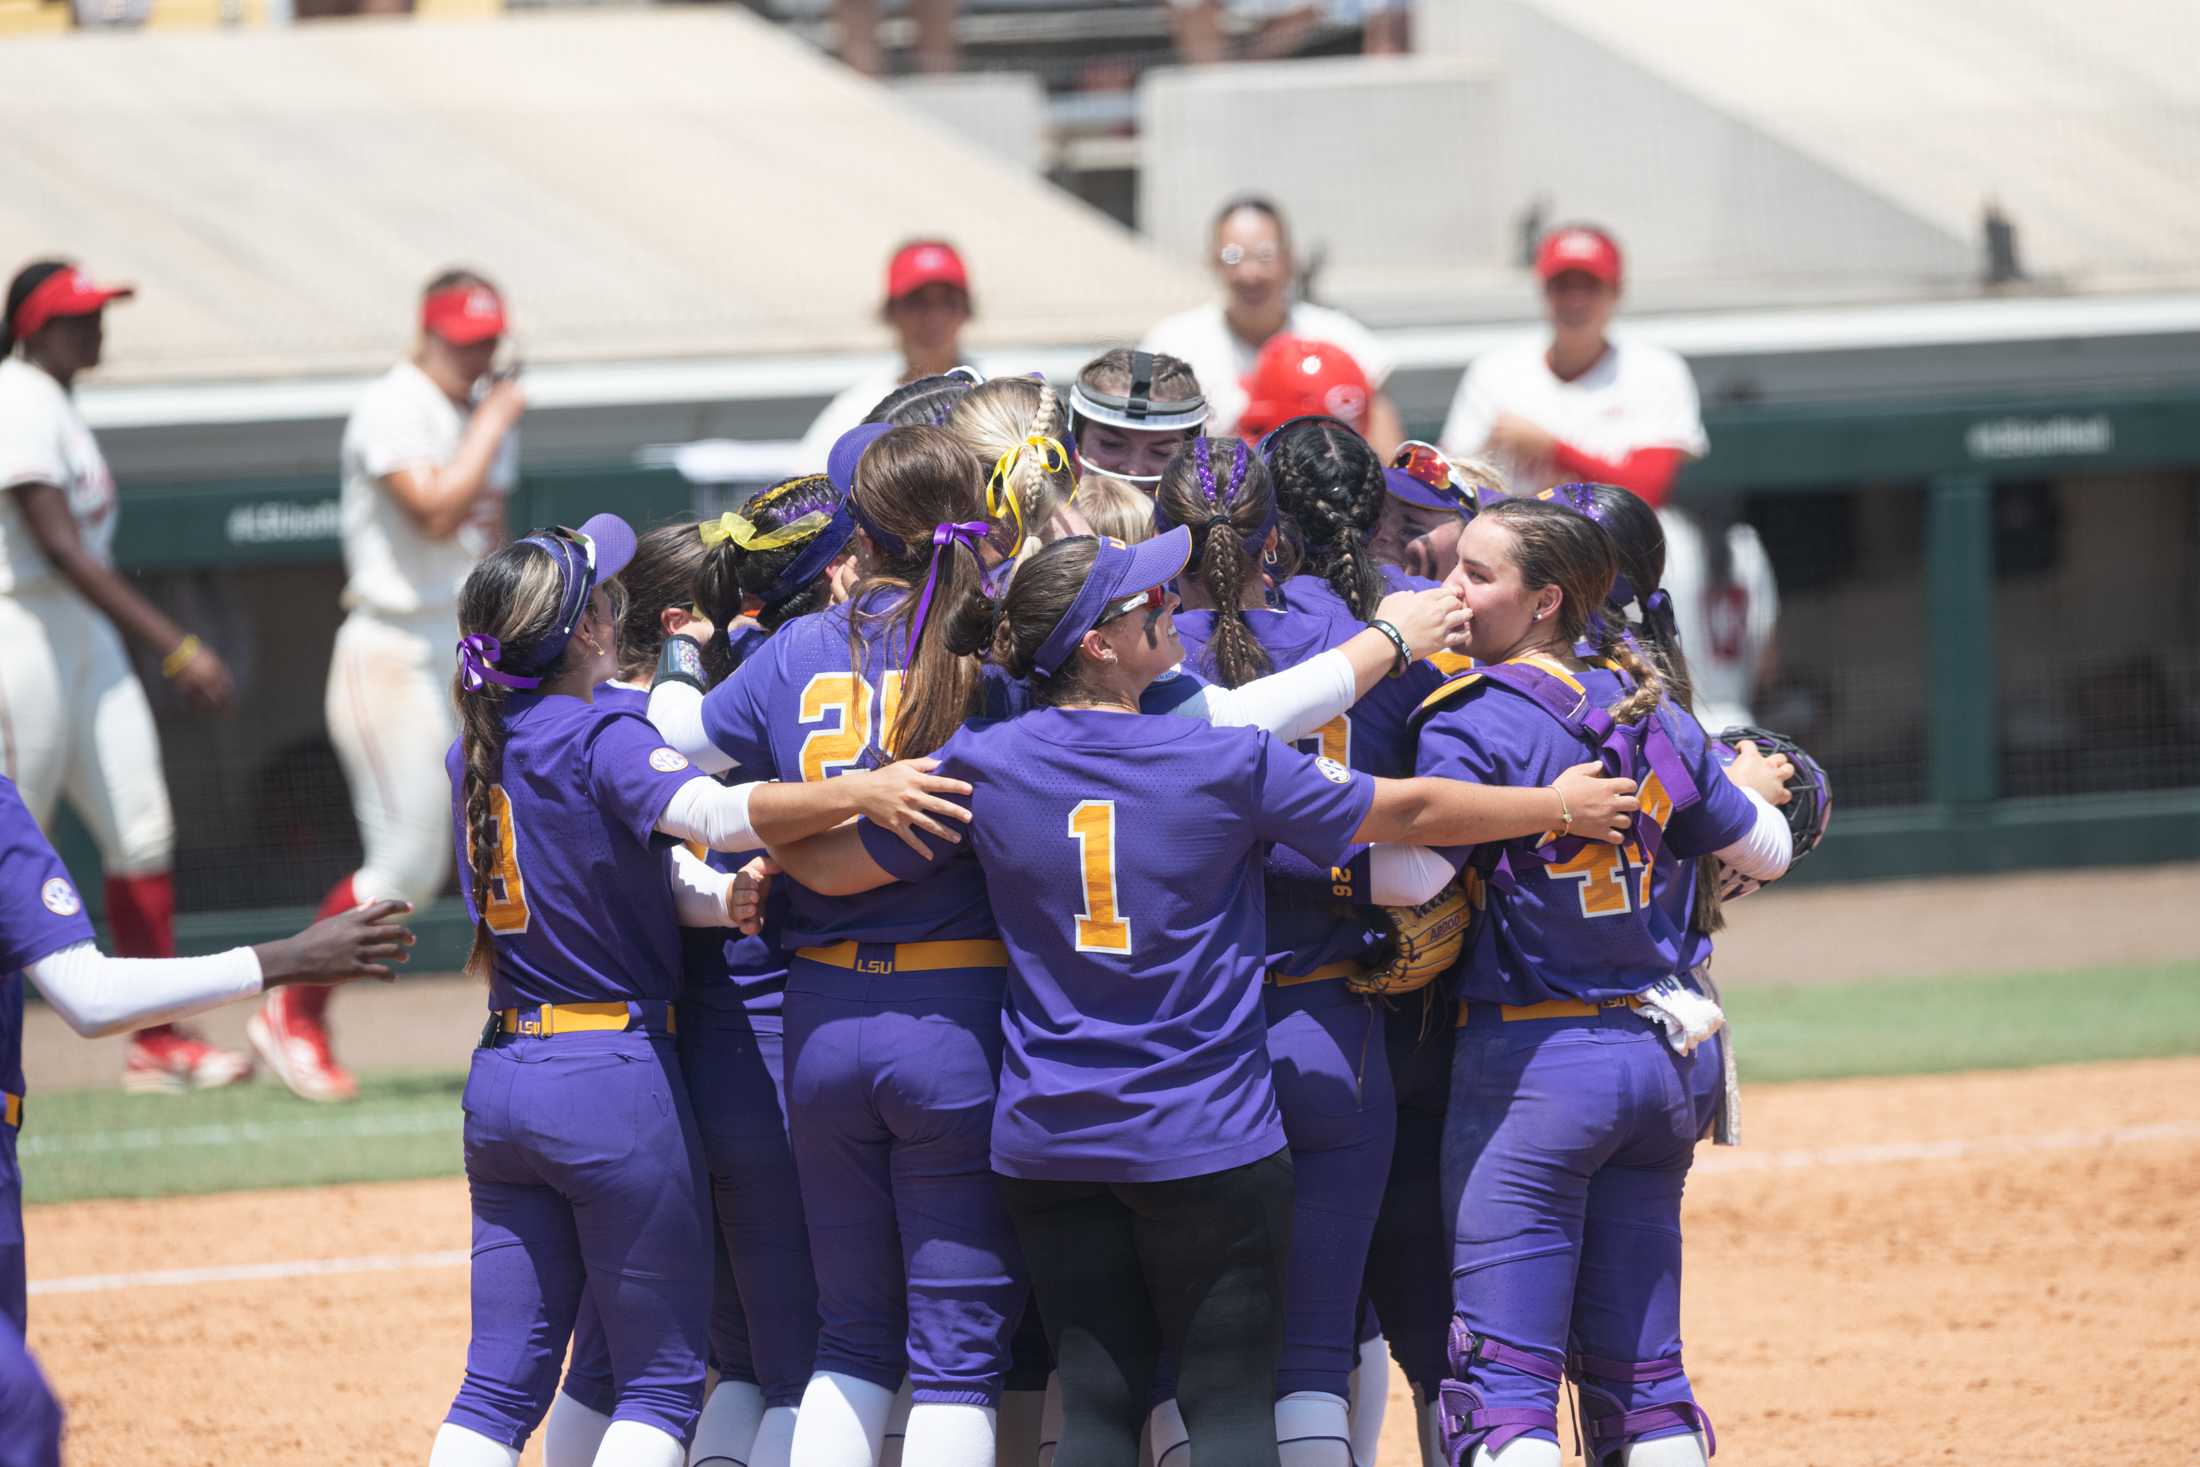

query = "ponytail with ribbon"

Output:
[[700, 509, 833, 554], [907, 520, 993, 661], [985, 433, 1071, 559], [456, 633, 542, 693]]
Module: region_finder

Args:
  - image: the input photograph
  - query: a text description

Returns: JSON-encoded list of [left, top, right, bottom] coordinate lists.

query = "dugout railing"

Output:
[[42, 383, 2200, 967]]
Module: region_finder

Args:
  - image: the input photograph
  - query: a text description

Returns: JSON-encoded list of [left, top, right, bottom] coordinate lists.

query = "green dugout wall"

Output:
[[48, 384, 2200, 964]]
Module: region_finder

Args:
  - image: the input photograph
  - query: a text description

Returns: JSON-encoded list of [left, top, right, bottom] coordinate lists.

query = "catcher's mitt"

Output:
[[1351, 872, 1474, 996], [1715, 725, 1833, 900]]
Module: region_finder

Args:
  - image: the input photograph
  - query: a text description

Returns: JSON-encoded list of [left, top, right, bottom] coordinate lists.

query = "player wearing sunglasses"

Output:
[[1374, 441, 1510, 590]]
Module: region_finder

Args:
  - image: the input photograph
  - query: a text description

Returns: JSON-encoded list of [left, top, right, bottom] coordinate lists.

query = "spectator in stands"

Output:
[[1437, 222, 1705, 504], [1170, 0, 1408, 64], [830, 0, 958, 77], [1143, 197, 1403, 454], [796, 240, 976, 468]]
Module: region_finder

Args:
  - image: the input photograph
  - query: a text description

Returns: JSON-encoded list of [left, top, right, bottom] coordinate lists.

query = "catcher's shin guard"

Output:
[[1566, 1350, 1715, 1467], [1434, 1317, 1561, 1466]]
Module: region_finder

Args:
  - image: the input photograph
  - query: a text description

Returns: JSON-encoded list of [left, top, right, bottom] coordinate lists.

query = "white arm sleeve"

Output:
[[1369, 845, 1458, 906], [655, 776, 763, 852], [1167, 647, 1358, 744], [1713, 788, 1793, 882], [666, 845, 738, 928], [647, 680, 737, 775], [26, 941, 264, 1039]]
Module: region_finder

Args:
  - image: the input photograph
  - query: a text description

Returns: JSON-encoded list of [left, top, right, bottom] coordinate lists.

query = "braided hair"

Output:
[[451, 542, 570, 981], [693, 474, 849, 681], [1154, 436, 1276, 689], [865, 372, 979, 429], [1265, 416, 1386, 619], [945, 375, 1079, 551]]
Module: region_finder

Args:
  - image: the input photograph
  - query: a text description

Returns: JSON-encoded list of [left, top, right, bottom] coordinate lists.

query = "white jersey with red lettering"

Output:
[[1437, 334, 1706, 494]]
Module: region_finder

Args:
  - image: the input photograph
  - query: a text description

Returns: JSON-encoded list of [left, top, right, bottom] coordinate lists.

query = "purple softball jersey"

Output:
[[1415, 666, 1754, 1006], [0, 777, 96, 1334], [444, 691, 701, 1010], [861, 708, 1376, 1185], [698, 592, 995, 951]]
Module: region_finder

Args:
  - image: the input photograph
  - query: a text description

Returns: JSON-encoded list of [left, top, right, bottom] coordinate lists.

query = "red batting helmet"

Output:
[[1238, 335, 1371, 440]]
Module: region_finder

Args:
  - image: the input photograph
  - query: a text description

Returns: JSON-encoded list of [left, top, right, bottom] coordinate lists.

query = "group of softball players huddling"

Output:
[[420, 338, 1808, 1467]]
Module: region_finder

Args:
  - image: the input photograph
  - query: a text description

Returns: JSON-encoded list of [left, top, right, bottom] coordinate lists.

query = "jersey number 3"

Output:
[[1068, 800, 1132, 955], [481, 785, 531, 935]]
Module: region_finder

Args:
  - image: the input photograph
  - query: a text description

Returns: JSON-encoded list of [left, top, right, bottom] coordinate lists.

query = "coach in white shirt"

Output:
[[1142, 196, 1404, 455], [254, 269, 523, 1104], [1439, 224, 1706, 505]]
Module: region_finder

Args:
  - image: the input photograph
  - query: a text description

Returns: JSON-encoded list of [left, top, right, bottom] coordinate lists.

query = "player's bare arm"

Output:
[[378, 375, 525, 540], [8, 479, 234, 712], [1355, 760, 1636, 850]]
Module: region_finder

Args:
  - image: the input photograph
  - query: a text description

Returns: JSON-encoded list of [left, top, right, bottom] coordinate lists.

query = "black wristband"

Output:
[[1366, 619, 1412, 679], [655, 634, 711, 694]]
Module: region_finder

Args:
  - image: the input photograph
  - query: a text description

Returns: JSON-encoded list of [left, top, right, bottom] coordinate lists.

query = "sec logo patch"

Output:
[[41, 877, 81, 916], [1315, 756, 1353, 784], [649, 748, 690, 774]]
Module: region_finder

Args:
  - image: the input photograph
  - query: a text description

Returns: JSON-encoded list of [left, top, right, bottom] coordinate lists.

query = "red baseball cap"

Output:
[[1535, 226, 1623, 288], [421, 283, 507, 345], [1238, 335, 1371, 439], [11, 266, 134, 340], [886, 241, 969, 303]]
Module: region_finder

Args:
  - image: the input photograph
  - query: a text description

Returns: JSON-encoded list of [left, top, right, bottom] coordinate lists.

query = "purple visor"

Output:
[[1030, 525, 1193, 680]]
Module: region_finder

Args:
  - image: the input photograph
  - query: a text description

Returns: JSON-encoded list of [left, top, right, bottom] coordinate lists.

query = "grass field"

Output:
[[21, 959, 2199, 1206]]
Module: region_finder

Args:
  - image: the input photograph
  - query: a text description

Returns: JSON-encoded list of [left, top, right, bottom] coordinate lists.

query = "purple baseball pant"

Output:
[[0, 1316, 60, 1467], [1361, 996, 1456, 1399], [564, 1014, 821, 1412], [783, 961, 1026, 1407], [1265, 986, 1397, 1400], [1438, 1008, 1723, 1463], [444, 1029, 711, 1449]]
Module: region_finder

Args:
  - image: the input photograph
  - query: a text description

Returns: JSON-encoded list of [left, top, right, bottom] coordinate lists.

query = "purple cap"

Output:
[[828, 422, 894, 497], [1030, 526, 1194, 680], [505, 512, 638, 676]]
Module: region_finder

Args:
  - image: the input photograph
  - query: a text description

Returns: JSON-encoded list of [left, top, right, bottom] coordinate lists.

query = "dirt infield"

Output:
[[26, 1055, 2198, 1466]]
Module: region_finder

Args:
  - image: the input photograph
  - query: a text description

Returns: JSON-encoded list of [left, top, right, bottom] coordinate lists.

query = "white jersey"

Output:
[[1140, 300, 1392, 439], [1438, 334, 1707, 493], [1658, 506, 1779, 736], [339, 361, 516, 618], [0, 356, 119, 596]]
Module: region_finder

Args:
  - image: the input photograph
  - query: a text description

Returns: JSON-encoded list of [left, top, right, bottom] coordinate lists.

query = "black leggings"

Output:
[[997, 1148, 1294, 1467]]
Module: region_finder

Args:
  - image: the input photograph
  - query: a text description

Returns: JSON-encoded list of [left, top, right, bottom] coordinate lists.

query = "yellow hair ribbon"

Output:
[[698, 510, 831, 552], [985, 434, 1070, 556]]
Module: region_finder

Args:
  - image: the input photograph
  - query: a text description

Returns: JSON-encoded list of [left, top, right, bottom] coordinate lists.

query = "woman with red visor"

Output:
[[0, 258, 251, 1096], [264, 269, 525, 1103]]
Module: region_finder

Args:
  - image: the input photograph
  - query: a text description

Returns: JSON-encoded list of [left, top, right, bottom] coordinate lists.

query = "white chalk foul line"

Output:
[[28, 1250, 470, 1297], [26, 1121, 2200, 1299], [17, 1110, 459, 1157], [1695, 1119, 2200, 1175]]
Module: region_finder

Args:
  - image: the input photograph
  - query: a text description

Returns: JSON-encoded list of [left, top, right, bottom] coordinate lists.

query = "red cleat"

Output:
[[123, 1024, 253, 1095], [247, 987, 358, 1103]]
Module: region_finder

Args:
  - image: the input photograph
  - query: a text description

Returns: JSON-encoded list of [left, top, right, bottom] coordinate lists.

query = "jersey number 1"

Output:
[[1068, 800, 1132, 955], [481, 786, 531, 935]]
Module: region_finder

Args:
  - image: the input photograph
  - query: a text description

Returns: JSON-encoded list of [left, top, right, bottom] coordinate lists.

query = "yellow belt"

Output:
[[1456, 994, 1646, 1028], [2, 1091, 18, 1130], [494, 1001, 675, 1038], [1269, 960, 1370, 988], [796, 939, 1010, 974]]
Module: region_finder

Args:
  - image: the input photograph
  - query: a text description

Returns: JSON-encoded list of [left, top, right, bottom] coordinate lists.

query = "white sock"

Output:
[[1416, 1395, 1445, 1467], [996, 1390, 1044, 1467], [428, 1423, 522, 1467], [1622, 1433, 1711, 1467], [1470, 1437, 1562, 1467], [545, 1393, 616, 1467], [750, 1405, 798, 1467], [1146, 1399, 1189, 1467], [879, 1378, 916, 1467], [906, 1402, 996, 1467], [791, 1372, 897, 1467], [595, 1419, 687, 1467], [1347, 1335, 1388, 1467], [1276, 1390, 1354, 1467], [1036, 1373, 1064, 1467], [691, 1379, 767, 1465]]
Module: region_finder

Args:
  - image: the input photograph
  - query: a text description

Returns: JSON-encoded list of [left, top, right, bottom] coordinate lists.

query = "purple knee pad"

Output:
[[1567, 1350, 1716, 1465], [1435, 1315, 1562, 1465]]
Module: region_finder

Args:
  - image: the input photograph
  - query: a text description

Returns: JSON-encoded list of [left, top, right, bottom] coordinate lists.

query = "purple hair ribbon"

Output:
[[907, 520, 992, 661], [457, 634, 542, 693]]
